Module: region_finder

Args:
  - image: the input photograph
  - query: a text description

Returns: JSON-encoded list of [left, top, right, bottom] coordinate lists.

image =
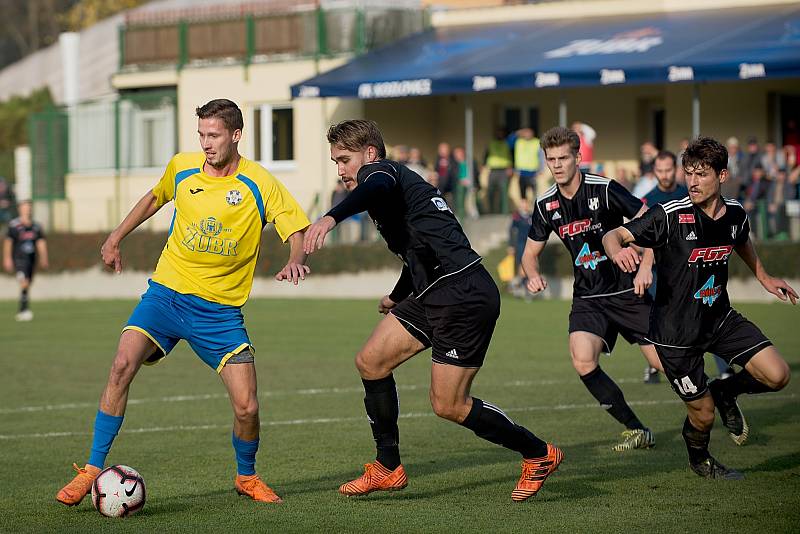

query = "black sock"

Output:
[[716, 369, 776, 396], [460, 398, 548, 459], [20, 288, 29, 312], [362, 375, 400, 470], [580, 366, 644, 430], [682, 417, 711, 464]]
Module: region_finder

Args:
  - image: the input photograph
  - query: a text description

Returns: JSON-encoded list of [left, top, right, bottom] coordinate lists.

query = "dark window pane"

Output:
[[272, 107, 293, 161]]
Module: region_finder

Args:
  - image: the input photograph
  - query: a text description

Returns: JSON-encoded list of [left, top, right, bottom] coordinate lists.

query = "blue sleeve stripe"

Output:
[[168, 209, 177, 236], [174, 168, 201, 197], [235, 173, 266, 226], [169, 168, 200, 236]]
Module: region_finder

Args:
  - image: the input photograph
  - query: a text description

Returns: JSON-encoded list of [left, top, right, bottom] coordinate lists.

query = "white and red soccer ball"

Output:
[[91, 465, 146, 517]]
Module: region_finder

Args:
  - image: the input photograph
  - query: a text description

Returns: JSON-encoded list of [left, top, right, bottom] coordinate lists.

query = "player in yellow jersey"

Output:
[[56, 99, 310, 505]]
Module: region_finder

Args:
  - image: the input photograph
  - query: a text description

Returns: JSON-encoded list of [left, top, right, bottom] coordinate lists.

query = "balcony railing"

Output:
[[119, 6, 428, 70]]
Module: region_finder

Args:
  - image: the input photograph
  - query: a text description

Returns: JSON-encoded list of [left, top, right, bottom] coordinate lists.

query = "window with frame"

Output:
[[253, 104, 294, 170]]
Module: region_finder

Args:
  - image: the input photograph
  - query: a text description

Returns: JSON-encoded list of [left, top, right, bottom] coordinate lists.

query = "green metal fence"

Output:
[[26, 90, 178, 202], [120, 7, 427, 69]]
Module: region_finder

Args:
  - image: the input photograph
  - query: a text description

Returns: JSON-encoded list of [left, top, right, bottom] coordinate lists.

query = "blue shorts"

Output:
[[124, 280, 253, 373]]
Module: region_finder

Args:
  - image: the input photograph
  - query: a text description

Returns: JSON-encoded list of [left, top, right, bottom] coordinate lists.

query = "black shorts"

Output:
[[14, 256, 35, 281], [653, 309, 772, 401], [391, 265, 500, 368], [568, 290, 651, 353]]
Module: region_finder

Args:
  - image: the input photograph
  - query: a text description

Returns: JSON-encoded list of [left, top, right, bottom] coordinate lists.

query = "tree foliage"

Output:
[[62, 0, 149, 32]]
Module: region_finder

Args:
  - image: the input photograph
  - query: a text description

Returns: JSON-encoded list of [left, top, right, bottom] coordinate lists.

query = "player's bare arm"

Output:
[[378, 295, 396, 314], [521, 238, 548, 293], [734, 238, 797, 304], [602, 227, 640, 273], [36, 238, 49, 269], [100, 190, 162, 273], [2, 237, 11, 273], [274, 229, 311, 284], [303, 215, 336, 254]]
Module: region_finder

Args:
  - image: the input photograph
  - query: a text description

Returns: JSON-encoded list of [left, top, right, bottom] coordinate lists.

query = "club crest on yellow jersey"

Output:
[[181, 216, 238, 256]]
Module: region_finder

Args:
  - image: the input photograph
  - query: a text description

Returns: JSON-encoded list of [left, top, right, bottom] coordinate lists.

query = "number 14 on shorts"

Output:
[[674, 376, 699, 395]]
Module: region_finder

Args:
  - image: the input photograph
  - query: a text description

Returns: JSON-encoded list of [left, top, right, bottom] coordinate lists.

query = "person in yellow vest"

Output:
[[483, 127, 513, 214], [510, 128, 543, 202]]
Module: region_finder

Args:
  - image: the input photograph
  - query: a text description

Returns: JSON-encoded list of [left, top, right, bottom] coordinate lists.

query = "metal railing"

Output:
[[119, 7, 428, 70]]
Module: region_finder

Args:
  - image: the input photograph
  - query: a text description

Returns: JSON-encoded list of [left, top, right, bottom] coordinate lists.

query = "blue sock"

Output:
[[232, 433, 259, 476], [87, 410, 124, 468]]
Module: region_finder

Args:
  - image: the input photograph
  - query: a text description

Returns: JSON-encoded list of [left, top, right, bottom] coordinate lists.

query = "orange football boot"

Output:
[[235, 474, 283, 503], [512, 443, 564, 502], [339, 462, 408, 496], [56, 463, 101, 506]]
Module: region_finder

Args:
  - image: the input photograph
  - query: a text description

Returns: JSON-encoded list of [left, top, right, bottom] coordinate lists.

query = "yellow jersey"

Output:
[[150, 153, 309, 306]]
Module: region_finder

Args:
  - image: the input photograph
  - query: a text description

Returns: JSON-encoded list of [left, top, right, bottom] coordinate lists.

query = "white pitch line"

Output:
[[0, 379, 579, 416], [0, 393, 795, 441], [0, 376, 788, 416]]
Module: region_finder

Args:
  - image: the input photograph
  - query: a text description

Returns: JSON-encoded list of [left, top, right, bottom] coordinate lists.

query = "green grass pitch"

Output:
[[1, 297, 799, 533]]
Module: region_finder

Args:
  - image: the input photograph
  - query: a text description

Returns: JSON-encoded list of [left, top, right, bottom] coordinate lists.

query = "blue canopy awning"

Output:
[[292, 4, 800, 99]]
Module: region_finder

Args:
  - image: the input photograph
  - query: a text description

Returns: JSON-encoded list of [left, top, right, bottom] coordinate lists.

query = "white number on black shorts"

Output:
[[673, 376, 698, 395]]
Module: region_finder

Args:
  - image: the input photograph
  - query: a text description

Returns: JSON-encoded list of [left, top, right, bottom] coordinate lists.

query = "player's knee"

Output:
[[232, 397, 259, 422], [354, 350, 387, 379], [570, 355, 596, 376], [689, 406, 715, 430], [429, 391, 464, 422], [761, 362, 790, 391], [108, 354, 137, 386]]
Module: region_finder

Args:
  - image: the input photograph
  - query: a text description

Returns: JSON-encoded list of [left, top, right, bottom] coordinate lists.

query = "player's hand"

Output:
[[611, 247, 640, 273], [526, 273, 548, 294], [2, 258, 12, 273], [632, 265, 652, 297], [100, 236, 123, 273], [761, 276, 798, 305], [378, 295, 396, 314], [303, 216, 336, 254], [274, 262, 310, 285], [39, 258, 49, 270]]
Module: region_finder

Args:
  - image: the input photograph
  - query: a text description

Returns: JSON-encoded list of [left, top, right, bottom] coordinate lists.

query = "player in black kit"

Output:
[[3, 200, 48, 321], [304, 120, 562, 502], [522, 126, 662, 452], [604, 136, 796, 479]]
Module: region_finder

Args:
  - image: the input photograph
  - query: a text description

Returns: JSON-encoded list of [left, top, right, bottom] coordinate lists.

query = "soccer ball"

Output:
[[91, 465, 146, 517]]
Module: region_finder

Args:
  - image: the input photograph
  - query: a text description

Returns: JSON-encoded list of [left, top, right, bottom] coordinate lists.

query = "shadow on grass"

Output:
[[273, 397, 800, 502]]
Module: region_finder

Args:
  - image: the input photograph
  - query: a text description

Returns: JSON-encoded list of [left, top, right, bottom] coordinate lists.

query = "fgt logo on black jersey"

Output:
[[558, 219, 602, 238], [688, 245, 733, 263]]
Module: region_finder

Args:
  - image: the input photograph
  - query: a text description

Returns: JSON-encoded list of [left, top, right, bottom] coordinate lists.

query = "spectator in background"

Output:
[[724, 136, 746, 201], [676, 138, 690, 185], [0, 177, 16, 229], [642, 151, 688, 207], [435, 142, 459, 204], [632, 141, 659, 198], [453, 145, 479, 219], [571, 121, 596, 172], [330, 180, 359, 244], [736, 137, 763, 185], [406, 147, 428, 180], [393, 145, 410, 166], [744, 162, 770, 237], [484, 127, 513, 214], [507, 198, 533, 298], [784, 118, 800, 159], [508, 128, 542, 201], [761, 142, 785, 180], [767, 166, 796, 238]]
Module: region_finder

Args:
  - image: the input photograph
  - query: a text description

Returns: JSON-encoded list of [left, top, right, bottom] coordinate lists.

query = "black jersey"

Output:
[[7, 218, 45, 262], [327, 159, 481, 300], [623, 196, 750, 347], [528, 173, 643, 298]]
